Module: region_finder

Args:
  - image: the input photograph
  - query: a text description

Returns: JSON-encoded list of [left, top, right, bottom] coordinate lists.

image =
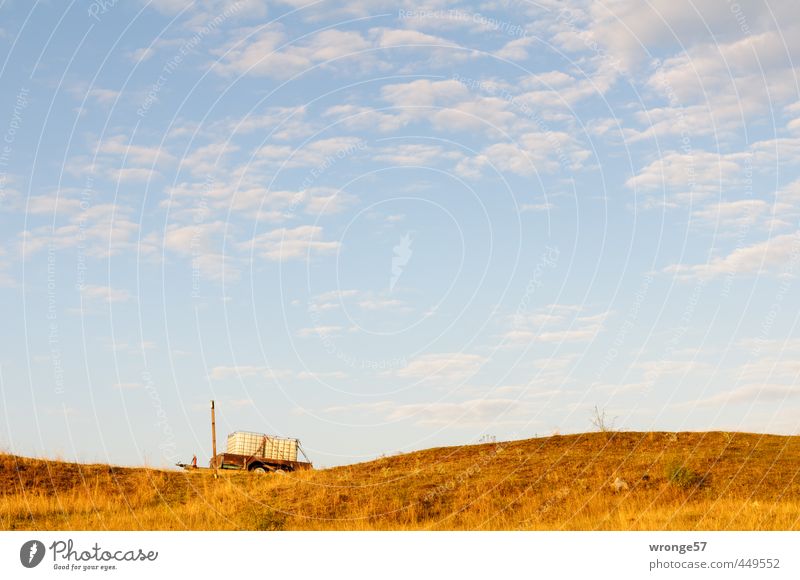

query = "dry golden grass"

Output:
[[2, 431, 800, 530]]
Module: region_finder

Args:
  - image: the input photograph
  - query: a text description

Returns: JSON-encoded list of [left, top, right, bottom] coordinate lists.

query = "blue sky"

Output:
[[1, 0, 799, 468]]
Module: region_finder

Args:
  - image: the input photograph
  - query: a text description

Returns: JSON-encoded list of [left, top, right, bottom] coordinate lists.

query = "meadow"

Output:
[[2, 431, 799, 530]]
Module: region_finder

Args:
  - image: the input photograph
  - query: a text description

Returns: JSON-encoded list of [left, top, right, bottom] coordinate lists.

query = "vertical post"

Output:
[[211, 400, 217, 465]]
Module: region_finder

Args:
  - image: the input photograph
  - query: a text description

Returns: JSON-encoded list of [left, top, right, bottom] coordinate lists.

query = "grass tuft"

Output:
[[666, 461, 705, 489]]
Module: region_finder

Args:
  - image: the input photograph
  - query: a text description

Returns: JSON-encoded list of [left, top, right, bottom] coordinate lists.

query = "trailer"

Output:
[[211, 451, 311, 473], [211, 431, 312, 473], [179, 401, 313, 473]]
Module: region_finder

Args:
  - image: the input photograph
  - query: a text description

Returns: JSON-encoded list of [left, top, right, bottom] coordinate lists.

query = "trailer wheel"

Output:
[[250, 465, 267, 474]]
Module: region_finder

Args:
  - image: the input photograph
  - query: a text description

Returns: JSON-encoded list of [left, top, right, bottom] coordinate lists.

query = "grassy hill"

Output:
[[2, 431, 799, 530]]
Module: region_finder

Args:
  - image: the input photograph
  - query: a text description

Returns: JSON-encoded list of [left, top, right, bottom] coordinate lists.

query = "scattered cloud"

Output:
[[520, 202, 554, 212], [19, 203, 140, 258], [80, 284, 131, 303], [212, 26, 374, 79], [357, 297, 406, 311], [113, 382, 142, 390], [691, 384, 800, 407], [381, 79, 470, 108], [209, 365, 293, 380], [97, 134, 176, 167], [665, 231, 800, 279], [325, 396, 535, 426], [243, 225, 340, 261], [163, 221, 239, 281], [395, 352, 486, 383], [255, 136, 366, 169], [296, 325, 344, 338], [626, 151, 747, 206], [502, 305, 610, 347], [296, 370, 348, 380]]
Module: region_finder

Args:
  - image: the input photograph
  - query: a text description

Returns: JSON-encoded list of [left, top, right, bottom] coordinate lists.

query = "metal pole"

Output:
[[211, 400, 217, 464]]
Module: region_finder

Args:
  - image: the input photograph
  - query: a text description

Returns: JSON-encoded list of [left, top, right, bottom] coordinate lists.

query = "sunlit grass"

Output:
[[2, 432, 799, 530]]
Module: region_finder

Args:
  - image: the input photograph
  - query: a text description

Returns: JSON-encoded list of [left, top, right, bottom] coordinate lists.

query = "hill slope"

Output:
[[2, 431, 800, 530]]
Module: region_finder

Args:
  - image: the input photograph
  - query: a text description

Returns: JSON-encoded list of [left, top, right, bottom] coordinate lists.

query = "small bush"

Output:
[[666, 461, 704, 489], [590, 405, 618, 433], [249, 509, 286, 531]]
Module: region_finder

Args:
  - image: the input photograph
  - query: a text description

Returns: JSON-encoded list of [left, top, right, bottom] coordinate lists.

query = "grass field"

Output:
[[2, 431, 799, 530]]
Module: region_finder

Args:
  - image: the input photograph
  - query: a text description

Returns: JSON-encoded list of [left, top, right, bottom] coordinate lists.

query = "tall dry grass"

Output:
[[2, 431, 799, 530]]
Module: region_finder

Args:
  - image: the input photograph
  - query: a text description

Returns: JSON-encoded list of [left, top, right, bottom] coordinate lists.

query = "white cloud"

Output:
[[113, 382, 142, 390], [244, 225, 340, 261], [296, 370, 348, 380], [0, 247, 15, 287], [112, 168, 157, 182], [322, 104, 408, 133], [520, 202, 554, 212], [255, 136, 365, 169], [80, 284, 131, 303], [143, 0, 202, 14], [180, 141, 239, 176], [296, 325, 343, 338], [144, 0, 266, 18], [691, 384, 800, 407], [209, 365, 293, 380], [87, 88, 120, 105], [214, 106, 314, 140], [381, 79, 470, 108], [129, 46, 156, 62], [67, 134, 177, 182], [546, 0, 800, 147], [385, 397, 526, 426], [690, 200, 776, 233], [395, 352, 486, 383], [535, 312, 609, 343], [562, 0, 797, 70], [750, 137, 800, 165], [163, 220, 238, 280], [635, 359, 714, 385], [665, 231, 800, 279], [325, 396, 534, 426], [458, 130, 590, 177], [98, 134, 175, 167], [494, 36, 538, 61], [306, 288, 408, 313], [307, 289, 359, 312], [626, 151, 747, 205], [678, 337, 800, 406], [644, 24, 800, 102], [164, 222, 223, 255], [25, 195, 82, 215], [303, 188, 356, 215], [517, 60, 620, 109], [228, 398, 255, 407], [212, 26, 373, 79], [19, 203, 140, 258], [373, 143, 464, 166], [328, 81, 525, 143], [357, 297, 406, 311], [503, 305, 610, 347], [428, 97, 521, 134], [166, 178, 343, 220], [372, 27, 455, 49]]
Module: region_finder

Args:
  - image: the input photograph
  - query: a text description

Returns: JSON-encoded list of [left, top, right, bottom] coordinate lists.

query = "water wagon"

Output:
[[212, 431, 312, 473], [178, 401, 313, 473]]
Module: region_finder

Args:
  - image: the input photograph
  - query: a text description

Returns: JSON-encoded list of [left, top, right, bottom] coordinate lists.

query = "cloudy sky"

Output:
[[0, 0, 798, 467]]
